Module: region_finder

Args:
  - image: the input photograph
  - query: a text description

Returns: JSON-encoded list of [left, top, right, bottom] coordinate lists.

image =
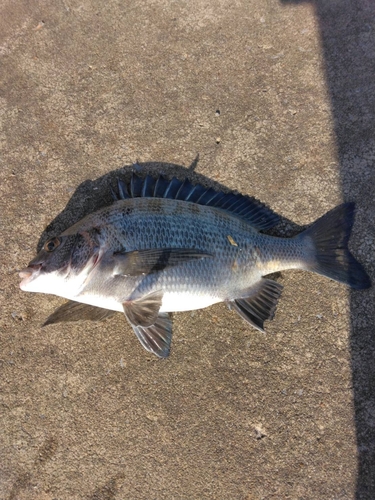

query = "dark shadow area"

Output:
[[37, 157, 209, 250], [281, 0, 375, 497]]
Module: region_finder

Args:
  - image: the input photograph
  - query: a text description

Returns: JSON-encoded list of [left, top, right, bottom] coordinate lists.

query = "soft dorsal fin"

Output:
[[112, 173, 280, 231]]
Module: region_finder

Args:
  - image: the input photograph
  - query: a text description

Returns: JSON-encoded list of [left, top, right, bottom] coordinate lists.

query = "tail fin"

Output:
[[299, 203, 371, 289]]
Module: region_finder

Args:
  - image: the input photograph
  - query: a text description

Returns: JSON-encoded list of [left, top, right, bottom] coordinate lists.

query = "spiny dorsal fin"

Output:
[[113, 173, 280, 231]]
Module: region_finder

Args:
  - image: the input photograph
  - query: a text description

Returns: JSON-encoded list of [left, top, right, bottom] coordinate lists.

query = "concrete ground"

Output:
[[1, 0, 374, 498]]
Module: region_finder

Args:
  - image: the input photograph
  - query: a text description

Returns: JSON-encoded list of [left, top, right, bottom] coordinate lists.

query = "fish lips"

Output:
[[19, 264, 42, 290]]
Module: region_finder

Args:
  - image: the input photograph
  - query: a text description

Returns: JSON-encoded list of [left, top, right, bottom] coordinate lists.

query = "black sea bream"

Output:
[[19, 174, 371, 357]]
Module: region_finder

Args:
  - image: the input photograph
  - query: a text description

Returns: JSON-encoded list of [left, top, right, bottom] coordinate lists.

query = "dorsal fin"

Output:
[[113, 173, 279, 230]]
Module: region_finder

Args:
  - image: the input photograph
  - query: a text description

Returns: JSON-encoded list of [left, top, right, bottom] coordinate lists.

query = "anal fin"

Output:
[[229, 279, 283, 332]]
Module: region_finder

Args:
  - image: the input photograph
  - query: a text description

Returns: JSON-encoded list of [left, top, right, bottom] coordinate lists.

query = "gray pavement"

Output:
[[1, 0, 374, 498]]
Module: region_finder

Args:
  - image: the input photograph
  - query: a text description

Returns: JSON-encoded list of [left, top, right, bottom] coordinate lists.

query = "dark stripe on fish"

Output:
[[112, 248, 213, 276]]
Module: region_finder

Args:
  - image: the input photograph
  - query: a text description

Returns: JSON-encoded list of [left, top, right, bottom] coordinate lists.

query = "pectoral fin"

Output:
[[229, 279, 283, 332], [43, 300, 117, 326], [113, 248, 212, 277]]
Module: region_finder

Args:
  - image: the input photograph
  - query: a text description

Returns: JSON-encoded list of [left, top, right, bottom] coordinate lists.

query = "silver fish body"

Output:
[[67, 198, 304, 311], [19, 174, 371, 357]]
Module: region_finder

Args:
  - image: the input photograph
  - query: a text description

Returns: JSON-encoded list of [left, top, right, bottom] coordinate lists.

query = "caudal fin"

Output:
[[300, 203, 371, 289]]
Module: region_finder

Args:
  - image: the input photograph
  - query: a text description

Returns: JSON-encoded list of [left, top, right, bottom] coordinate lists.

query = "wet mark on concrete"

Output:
[[35, 436, 58, 465], [8, 436, 58, 500], [88, 476, 123, 500], [8, 472, 31, 500]]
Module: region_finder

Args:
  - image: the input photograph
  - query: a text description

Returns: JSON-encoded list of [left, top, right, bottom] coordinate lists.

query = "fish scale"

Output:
[[19, 174, 371, 358]]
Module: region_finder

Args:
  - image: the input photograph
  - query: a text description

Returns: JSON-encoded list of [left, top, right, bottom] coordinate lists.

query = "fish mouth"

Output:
[[19, 264, 42, 289]]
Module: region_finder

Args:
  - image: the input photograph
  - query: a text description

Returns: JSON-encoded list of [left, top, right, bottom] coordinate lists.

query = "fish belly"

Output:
[[160, 291, 221, 313], [75, 287, 221, 314]]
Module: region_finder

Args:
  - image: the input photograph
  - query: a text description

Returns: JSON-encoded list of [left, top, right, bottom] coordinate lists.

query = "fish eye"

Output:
[[44, 237, 61, 252]]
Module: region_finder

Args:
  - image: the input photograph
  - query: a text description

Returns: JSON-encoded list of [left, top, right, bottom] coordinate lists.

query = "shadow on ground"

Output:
[[281, 1, 375, 497]]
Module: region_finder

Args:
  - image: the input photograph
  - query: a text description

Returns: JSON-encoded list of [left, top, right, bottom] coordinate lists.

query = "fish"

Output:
[[19, 174, 371, 358]]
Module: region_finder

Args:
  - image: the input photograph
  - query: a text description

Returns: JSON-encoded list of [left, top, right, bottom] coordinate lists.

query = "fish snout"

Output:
[[19, 263, 42, 278], [19, 264, 42, 289]]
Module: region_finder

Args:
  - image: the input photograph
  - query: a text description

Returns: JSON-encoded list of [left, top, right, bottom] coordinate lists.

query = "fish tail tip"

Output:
[[301, 203, 371, 289]]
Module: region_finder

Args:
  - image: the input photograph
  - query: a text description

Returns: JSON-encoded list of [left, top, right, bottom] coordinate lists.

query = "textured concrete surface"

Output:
[[1, 0, 374, 499]]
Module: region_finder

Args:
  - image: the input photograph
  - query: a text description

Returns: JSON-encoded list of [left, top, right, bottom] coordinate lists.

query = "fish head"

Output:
[[19, 229, 101, 296]]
